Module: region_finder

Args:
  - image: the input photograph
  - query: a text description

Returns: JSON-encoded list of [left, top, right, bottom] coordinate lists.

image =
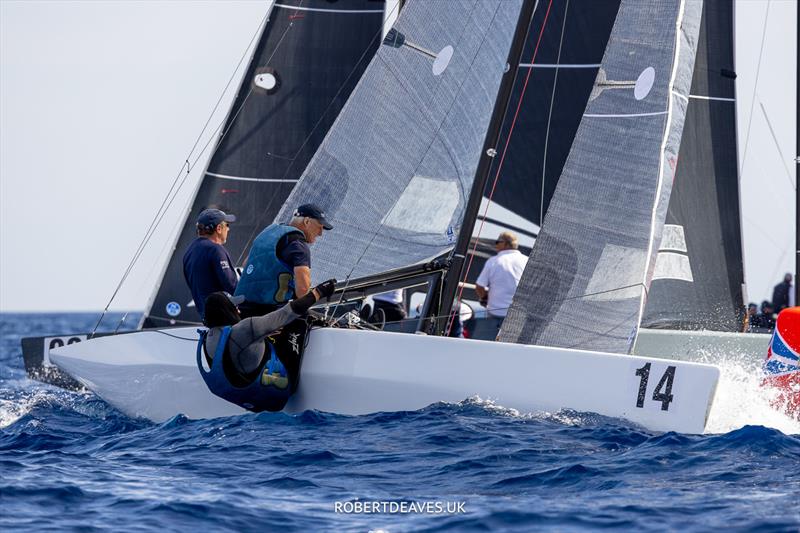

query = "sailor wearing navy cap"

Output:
[[182, 208, 238, 319], [235, 203, 333, 318]]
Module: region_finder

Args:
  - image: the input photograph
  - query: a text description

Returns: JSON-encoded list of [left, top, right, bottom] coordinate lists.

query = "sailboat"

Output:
[[48, 0, 719, 434]]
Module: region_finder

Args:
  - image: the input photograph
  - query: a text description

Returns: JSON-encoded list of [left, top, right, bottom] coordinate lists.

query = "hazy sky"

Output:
[[0, 0, 796, 312]]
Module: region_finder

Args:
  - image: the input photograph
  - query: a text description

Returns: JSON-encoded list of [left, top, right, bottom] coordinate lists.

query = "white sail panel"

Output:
[[499, 0, 703, 352], [275, 0, 524, 283]]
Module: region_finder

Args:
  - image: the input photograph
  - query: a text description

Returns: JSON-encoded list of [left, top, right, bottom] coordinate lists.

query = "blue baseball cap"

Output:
[[294, 203, 333, 230], [197, 208, 236, 230]]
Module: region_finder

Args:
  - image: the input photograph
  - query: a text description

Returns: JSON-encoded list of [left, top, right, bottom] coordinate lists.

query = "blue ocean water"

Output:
[[1, 314, 798, 532]]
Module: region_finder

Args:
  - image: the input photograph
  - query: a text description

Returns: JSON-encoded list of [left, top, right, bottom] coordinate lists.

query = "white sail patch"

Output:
[[652, 224, 694, 282], [382, 176, 459, 234], [660, 224, 688, 252], [652, 252, 694, 282], [583, 244, 646, 301]]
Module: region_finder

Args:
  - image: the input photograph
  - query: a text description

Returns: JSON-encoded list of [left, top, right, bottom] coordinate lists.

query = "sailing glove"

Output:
[[316, 279, 337, 299], [289, 279, 336, 315]]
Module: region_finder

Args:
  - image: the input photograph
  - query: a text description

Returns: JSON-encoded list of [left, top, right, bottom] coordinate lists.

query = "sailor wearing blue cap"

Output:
[[235, 203, 333, 318], [182, 208, 238, 319]]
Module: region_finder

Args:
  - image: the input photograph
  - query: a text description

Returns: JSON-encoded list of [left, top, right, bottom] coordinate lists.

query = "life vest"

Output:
[[761, 306, 800, 418], [196, 326, 293, 412], [235, 224, 303, 306]]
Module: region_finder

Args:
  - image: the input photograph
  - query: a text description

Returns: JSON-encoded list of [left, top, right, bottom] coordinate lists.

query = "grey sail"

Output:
[[499, 0, 703, 352], [143, 1, 384, 327], [274, 0, 524, 284], [641, 0, 744, 331]]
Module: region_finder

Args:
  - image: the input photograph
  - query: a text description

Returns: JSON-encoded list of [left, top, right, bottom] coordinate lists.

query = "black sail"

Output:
[[641, 0, 744, 331], [488, 0, 621, 227], [459, 0, 621, 302], [143, 1, 384, 327]]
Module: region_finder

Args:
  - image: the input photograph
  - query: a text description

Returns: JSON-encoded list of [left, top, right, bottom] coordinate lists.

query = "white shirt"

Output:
[[476, 249, 528, 317], [373, 289, 404, 304]]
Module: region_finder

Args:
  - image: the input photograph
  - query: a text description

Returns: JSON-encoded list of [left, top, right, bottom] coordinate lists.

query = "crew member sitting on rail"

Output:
[[197, 279, 336, 412], [235, 204, 332, 318]]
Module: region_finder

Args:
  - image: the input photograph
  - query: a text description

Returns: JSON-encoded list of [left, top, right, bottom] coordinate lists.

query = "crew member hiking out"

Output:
[[183, 208, 238, 319], [197, 279, 336, 412], [235, 204, 332, 318]]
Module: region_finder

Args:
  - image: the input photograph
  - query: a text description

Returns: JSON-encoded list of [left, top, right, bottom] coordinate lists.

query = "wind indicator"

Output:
[[589, 66, 655, 101], [383, 28, 453, 76]]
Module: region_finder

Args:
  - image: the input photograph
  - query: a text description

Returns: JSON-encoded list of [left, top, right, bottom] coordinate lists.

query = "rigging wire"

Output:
[[539, 0, 570, 228], [445, 0, 554, 336], [739, 0, 771, 180], [758, 99, 797, 190], [91, 7, 272, 336]]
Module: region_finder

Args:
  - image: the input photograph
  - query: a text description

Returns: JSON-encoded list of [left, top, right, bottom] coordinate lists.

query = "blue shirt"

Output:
[[183, 237, 238, 318]]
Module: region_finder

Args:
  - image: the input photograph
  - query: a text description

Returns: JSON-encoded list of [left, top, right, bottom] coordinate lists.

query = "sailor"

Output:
[[371, 289, 407, 325], [473, 231, 528, 340], [198, 279, 336, 412], [772, 273, 795, 314], [183, 208, 238, 319], [235, 204, 333, 318]]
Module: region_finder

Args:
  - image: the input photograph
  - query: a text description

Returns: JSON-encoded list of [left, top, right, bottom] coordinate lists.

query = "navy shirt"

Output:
[[183, 237, 238, 318], [277, 232, 310, 269]]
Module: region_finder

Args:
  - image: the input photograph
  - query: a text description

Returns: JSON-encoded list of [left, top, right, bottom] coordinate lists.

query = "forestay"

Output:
[[642, 0, 744, 331], [275, 0, 524, 283], [500, 0, 703, 352], [143, 0, 384, 327]]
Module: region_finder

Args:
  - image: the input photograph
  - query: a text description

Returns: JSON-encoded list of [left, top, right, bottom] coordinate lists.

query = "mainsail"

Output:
[[143, 1, 385, 327], [500, 0, 703, 352], [641, 0, 745, 331]]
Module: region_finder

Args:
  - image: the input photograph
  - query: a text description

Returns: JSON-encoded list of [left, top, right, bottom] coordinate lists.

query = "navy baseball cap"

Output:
[[197, 208, 236, 229], [294, 203, 333, 230]]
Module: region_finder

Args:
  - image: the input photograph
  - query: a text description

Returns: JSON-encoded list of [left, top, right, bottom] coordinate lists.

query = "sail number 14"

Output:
[[634, 363, 675, 411]]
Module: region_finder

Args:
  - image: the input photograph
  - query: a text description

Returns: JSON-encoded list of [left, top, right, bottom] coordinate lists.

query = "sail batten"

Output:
[[499, 0, 703, 353]]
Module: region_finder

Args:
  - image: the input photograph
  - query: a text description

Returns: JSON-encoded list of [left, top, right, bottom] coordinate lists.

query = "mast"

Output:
[[796, 0, 799, 305], [430, 0, 538, 335]]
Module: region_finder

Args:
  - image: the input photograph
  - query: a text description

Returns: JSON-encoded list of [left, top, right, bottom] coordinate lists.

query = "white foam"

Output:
[[704, 357, 799, 435]]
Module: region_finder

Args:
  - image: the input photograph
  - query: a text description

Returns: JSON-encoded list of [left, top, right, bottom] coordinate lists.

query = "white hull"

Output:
[[50, 328, 719, 433]]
